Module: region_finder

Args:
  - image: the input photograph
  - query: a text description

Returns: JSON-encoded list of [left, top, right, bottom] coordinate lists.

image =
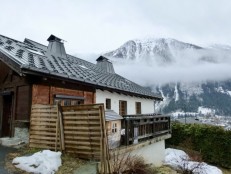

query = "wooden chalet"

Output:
[[0, 34, 163, 138]]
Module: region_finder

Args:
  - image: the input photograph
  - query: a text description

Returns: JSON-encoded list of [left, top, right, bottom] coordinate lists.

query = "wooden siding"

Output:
[[32, 85, 95, 105], [0, 61, 31, 136], [15, 86, 31, 120], [29, 104, 109, 161]]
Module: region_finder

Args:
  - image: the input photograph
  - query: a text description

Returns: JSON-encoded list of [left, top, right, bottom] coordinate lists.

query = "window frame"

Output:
[[106, 98, 111, 109], [112, 122, 117, 133], [135, 102, 142, 114], [119, 100, 127, 115], [53, 95, 84, 106]]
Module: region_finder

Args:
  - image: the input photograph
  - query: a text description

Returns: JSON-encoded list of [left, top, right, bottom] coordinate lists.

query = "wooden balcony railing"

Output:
[[121, 114, 171, 145]]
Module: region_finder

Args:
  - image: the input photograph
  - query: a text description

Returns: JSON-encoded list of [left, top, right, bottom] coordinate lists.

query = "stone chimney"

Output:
[[96, 56, 115, 73], [47, 35, 66, 58]]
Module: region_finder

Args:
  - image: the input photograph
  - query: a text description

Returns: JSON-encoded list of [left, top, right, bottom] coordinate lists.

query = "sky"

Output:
[[1, 0, 231, 85], [1, 0, 231, 55]]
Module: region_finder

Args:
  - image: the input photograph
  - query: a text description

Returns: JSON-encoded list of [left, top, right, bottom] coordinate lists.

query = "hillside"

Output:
[[104, 38, 231, 115]]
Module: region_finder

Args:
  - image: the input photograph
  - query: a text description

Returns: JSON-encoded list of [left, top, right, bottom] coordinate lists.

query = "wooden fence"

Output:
[[30, 104, 110, 173], [30, 104, 58, 149]]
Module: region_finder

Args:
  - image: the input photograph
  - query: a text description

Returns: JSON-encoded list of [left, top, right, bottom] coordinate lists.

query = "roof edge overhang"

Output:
[[20, 67, 163, 100], [0, 50, 22, 76]]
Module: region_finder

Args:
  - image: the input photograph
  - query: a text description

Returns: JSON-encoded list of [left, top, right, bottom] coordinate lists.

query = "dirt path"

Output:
[[0, 145, 16, 174]]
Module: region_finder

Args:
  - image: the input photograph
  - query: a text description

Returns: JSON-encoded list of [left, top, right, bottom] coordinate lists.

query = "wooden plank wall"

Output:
[[61, 104, 103, 160], [29, 104, 108, 162], [30, 104, 59, 149]]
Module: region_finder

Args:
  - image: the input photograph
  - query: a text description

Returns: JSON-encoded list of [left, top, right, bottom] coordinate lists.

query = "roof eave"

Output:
[[20, 67, 162, 100], [0, 51, 23, 76]]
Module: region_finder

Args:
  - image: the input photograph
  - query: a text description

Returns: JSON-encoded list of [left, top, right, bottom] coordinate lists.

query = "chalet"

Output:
[[0, 34, 170, 166]]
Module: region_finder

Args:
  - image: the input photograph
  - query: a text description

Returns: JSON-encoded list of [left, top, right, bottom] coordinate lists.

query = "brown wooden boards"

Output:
[[29, 104, 110, 173], [30, 104, 58, 150], [61, 104, 104, 161]]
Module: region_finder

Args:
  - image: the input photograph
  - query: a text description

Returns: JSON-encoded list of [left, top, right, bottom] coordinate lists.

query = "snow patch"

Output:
[[180, 82, 203, 98], [0, 137, 25, 147], [227, 91, 231, 96], [164, 148, 222, 174], [27, 48, 44, 56], [215, 86, 231, 97], [171, 111, 198, 118], [198, 106, 215, 115], [12, 150, 61, 174], [78, 65, 89, 69], [155, 89, 170, 112], [174, 84, 179, 102]]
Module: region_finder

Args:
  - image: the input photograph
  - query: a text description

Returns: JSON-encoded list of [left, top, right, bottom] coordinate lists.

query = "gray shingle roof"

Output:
[[105, 110, 123, 121], [0, 34, 162, 100]]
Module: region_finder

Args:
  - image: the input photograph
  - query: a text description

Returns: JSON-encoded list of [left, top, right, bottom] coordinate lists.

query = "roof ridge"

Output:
[[0, 34, 25, 45], [24, 38, 47, 48], [0, 33, 162, 100]]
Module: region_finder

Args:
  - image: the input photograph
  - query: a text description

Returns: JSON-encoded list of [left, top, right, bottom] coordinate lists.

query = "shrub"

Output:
[[166, 122, 231, 168], [110, 151, 156, 174]]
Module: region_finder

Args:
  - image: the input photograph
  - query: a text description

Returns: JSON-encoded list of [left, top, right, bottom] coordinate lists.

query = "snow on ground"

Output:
[[215, 87, 231, 97], [198, 106, 215, 115], [164, 148, 222, 174], [0, 137, 25, 147], [171, 111, 198, 118], [12, 150, 61, 174], [155, 89, 170, 112], [227, 91, 231, 96]]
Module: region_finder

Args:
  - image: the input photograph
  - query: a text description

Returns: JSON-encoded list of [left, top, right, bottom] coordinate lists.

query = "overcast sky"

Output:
[[1, 0, 231, 55]]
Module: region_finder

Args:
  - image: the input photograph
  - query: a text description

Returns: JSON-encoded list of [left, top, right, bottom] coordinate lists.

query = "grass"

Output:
[[219, 167, 231, 174], [5, 145, 86, 174]]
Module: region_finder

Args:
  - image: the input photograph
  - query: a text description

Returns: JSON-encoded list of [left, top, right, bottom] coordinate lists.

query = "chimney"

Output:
[[96, 56, 115, 73], [47, 35, 66, 58]]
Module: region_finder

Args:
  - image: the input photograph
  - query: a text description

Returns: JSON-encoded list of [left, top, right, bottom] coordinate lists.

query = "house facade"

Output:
[[0, 34, 162, 139], [0, 33, 171, 167]]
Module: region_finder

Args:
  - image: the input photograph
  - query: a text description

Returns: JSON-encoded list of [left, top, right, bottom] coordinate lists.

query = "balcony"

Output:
[[121, 114, 171, 146]]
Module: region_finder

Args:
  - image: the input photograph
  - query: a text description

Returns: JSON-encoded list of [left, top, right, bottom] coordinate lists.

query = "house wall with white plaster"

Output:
[[96, 90, 155, 114], [106, 120, 121, 149], [130, 140, 165, 166]]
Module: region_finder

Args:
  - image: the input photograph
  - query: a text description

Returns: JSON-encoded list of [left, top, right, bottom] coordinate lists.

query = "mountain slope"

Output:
[[104, 38, 231, 115], [153, 81, 231, 115]]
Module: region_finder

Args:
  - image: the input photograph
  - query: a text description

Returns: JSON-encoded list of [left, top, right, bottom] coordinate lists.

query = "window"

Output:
[[119, 100, 127, 115], [112, 122, 117, 133], [53, 94, 84, 106], [106, 98, 111, 109], [71, 100, 84, 106], [136, 102, 141, 114], [63, 99, 71, 106]]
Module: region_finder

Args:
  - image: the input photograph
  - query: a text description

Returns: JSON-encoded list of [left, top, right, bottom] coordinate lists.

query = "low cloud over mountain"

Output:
[[104, 38, 231, 115], [105, 38, 231, 86]]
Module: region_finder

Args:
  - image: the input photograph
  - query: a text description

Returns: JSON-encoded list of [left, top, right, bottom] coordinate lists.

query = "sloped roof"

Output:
[[105, 110, 123, 121], [0, 34, 162, 100]]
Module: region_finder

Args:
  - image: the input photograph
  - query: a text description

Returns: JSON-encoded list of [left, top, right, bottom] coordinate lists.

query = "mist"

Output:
[[112, 48, 231, 87]]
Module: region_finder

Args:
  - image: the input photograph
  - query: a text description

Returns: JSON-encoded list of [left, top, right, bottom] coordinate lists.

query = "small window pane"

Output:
[[106, 98, 111, 109], [64, 100, 71, 106], [136, 102, 141, 114], [119, 100, 127, 115]]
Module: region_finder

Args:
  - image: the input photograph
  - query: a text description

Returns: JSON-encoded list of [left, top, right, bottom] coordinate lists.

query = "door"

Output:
[[1, 95, 13, 137]]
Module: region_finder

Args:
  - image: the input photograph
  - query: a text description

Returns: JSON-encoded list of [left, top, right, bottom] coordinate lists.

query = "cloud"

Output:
[[1, 0, 231, 55], [113, 49, 231, 86]]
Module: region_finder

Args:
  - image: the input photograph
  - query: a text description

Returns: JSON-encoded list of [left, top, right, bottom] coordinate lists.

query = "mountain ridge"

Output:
[[104, 38, 231, 115]]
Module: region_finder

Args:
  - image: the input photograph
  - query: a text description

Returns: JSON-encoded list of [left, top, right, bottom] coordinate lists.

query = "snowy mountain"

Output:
[[105, 38, 201, 62], [104, 38, 231, 116], [105, 38, 231, 65], [153, 81, 231, 115]]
